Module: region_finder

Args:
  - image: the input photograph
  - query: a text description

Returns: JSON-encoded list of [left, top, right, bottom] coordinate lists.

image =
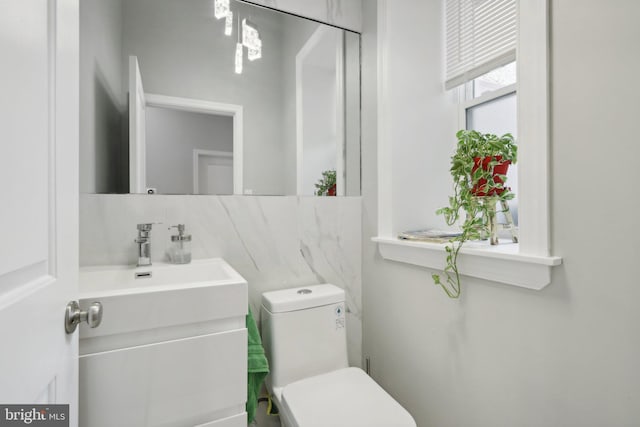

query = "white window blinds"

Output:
[[445, 0, 517, 89]]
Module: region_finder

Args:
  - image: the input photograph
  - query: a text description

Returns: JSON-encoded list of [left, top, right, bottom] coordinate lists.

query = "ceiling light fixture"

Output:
[[235, 16, 243, 74], [242, 18, 261, 51], [248, 38, 262, 61], [214, 0, 230, 20], [235, 42, 243, 74], [224, 11, 233, 36]]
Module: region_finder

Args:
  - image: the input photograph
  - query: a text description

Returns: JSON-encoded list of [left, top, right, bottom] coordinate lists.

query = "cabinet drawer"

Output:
[[195, 412, 247, 427], [80, 329, 247, 427]]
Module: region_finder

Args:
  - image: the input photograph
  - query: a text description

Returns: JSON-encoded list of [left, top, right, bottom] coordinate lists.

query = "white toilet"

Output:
[[261, 284, 416, 427]]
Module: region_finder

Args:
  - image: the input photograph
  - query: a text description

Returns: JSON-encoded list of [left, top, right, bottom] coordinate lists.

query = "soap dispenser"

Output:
[[167, 224, 192, 264]]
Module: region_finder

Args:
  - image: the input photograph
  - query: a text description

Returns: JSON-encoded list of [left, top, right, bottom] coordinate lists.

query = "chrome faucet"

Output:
[[135, 223, 156, 266]]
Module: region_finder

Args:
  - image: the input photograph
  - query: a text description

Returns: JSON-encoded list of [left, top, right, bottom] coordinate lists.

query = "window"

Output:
[[445, 0, 517, 89], [447, 0, 519, 231], [460, 62, 518, 228], [374, 0, 560, 290], [444, 0, 554, 254], [470, 61, 516, 98]]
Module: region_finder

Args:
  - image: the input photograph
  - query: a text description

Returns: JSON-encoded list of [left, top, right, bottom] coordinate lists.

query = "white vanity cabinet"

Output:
[[78, 259, 248, 427]]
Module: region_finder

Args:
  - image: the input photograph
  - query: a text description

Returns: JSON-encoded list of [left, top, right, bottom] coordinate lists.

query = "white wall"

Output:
[[145, 107, 233, 194], [79, 0, 127, 193], [378, 0, 459, 234], [362, 1, 640, 426]]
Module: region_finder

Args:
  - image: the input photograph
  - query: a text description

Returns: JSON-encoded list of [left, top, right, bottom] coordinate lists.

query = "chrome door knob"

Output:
[[65, 301, 103, 334]]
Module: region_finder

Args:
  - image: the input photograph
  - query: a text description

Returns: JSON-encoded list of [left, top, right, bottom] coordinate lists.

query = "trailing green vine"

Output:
[[432, 130, 517, 298]]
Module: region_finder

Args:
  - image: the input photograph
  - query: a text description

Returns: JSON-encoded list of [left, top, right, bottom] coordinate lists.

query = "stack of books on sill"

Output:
[[397, 229, 462, 244]]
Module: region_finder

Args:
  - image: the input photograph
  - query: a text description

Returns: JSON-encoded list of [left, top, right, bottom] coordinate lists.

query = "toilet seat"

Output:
[[279, 367, 416, 427]]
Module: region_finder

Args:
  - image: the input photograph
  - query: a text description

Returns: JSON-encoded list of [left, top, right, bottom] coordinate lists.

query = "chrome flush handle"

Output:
[[65, 301, 103, 334]]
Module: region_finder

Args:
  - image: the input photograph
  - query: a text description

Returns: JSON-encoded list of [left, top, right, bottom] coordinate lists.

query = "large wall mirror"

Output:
[[80, 0, 361, 196]]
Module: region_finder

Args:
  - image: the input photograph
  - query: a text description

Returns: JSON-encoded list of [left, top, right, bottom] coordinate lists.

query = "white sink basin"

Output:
[[79, 258, 245, 296], [78, 258, 248, 344]]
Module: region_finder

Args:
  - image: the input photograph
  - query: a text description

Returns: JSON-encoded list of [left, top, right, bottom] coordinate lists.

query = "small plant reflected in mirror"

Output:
[[315, 170, 337, 196]]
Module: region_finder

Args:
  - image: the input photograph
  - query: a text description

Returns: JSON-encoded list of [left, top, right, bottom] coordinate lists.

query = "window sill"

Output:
[[372, 237, 562, 290]]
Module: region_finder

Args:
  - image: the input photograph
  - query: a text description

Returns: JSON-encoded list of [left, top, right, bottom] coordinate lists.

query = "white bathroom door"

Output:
[[205, 163, 234, 194], [129, 56, 147, 193], [195, 151, 234, 195], [0, 0, 80, 425]]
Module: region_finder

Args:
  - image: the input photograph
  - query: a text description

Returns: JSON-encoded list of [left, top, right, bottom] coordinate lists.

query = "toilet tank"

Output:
[[261, 284, 348, 390]]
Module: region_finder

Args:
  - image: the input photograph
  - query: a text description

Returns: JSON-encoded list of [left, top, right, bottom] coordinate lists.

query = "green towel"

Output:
[[246, 307, 269, 423]]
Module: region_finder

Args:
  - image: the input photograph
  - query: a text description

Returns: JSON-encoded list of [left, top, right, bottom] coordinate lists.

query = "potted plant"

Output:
[[315, 170, 337, 196], [432, 130, 517, 298]]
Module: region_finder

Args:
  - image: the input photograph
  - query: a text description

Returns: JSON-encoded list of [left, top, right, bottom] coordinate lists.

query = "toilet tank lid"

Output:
[[262, 284, 345, 313]]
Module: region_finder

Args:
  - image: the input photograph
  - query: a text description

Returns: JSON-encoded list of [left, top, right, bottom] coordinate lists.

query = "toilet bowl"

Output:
[[261, 284, 416, 427]]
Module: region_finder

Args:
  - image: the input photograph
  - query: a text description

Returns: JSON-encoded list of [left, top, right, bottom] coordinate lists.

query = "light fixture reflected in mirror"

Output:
[[214, 0, 230, 19], [215, 4, 263, 73], [248, 38, 261, 61], [235, 14, 243, 76], [242, 19, 260, 50], [220, 14, 262, 73], [225, 11, 233, 36], [241, 18, 262, 64], [234, 14, 243, 74], [235, 43, 243, 74]]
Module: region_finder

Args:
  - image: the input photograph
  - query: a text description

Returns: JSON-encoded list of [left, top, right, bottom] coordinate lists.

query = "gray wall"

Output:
[[122, 0, 287, 195], [361, 1, 640, 426], [344, 32, 362, 197], [79, 0, 127, 193], [145, 107, 233, 194], [301, 48, 338, 196], [280, 22, 362, 196], [280, 19, 322, 194]]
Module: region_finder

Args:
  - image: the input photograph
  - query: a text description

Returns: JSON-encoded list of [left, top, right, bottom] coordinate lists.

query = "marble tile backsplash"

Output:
[[80, 194, 362, 366]]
